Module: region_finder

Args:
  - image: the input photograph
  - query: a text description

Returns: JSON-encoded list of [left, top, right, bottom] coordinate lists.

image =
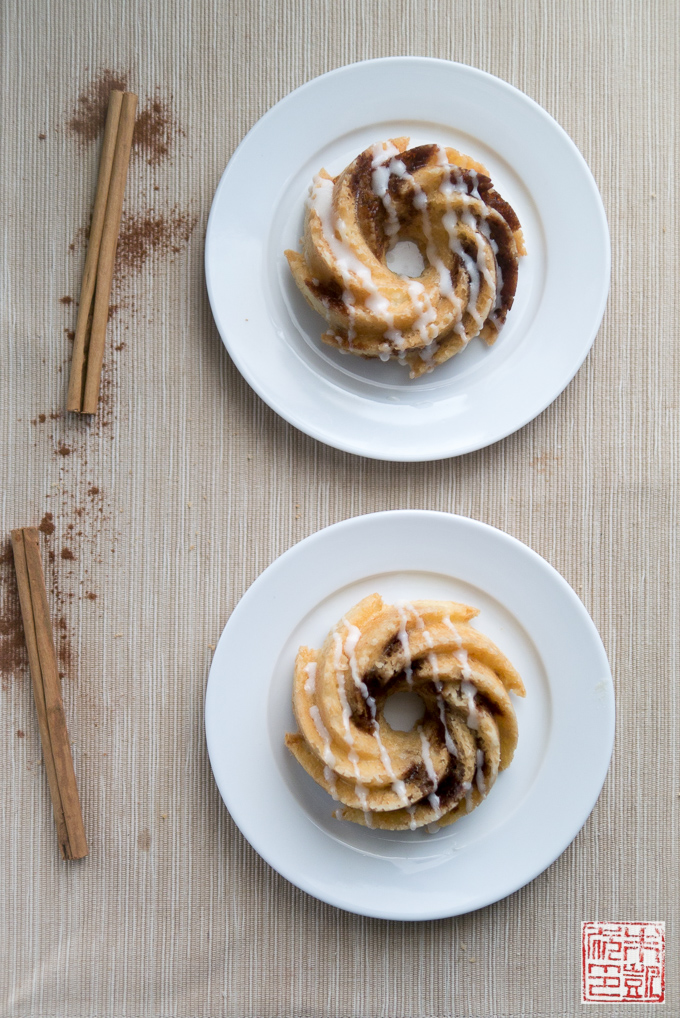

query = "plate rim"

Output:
[[205, 56, 611, 462], [205, 510, 615, 919]]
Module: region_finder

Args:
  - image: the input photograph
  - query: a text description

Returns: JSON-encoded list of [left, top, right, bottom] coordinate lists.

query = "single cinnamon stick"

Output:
[[81, 90, 138, 414], [11, 527, 88, 860], [67, 90, 124, 412]]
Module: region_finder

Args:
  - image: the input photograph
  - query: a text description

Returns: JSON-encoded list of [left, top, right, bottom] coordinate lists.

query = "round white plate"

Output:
[[205, 57, 610, 462], [205, 511, 614, 920]]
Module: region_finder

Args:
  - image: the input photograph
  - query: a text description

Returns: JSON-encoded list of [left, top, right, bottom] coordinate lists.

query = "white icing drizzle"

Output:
[[305, 662, 339, 798], [303, 661, 317, 694], [477, 216, 504, 327], [455, 647, 473, 680], [385, 157, 458, 316], [343, 620, 409, 809], [312, 595, 496, 829], [428, 646, 456, 757], [311, 142, 511, 362], [308, 174, 395, 346], [449, 628, 479, 731], [443, 615, 462, 643], [309, 707, 338, 799], [323, 765, 339, 800], [308, 706, 335, 767], [394, 602, 414, 686], [435, 145, 449, 167], [343, 289, 357, 344], [460, 677, 479, 731], [371, 143, 402, 240], [370, 140, 401, 167], [435, 684, 457, 758], [368, 146, 471, 358], [332, 632, 354, 740], [437, 155, 504, 340], [307, 174, 358, 344], [420, 727, 442, 818], [406, 279, 438, 342], [332, 630, 371, 821], [343, 622, 373, 708]]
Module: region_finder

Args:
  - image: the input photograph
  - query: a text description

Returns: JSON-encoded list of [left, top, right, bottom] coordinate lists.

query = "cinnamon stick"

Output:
[[67, 89, 137, 414], [67, 89, 123, 412], [11, 527, 88, 860]]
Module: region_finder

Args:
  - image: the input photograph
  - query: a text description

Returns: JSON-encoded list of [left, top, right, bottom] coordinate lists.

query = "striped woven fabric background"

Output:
[[0, 1, 677, 1015]]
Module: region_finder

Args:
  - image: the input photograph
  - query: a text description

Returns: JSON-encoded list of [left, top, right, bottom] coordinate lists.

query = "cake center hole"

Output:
[[385, 240, 425, 278], [383, 691, 425, 732]]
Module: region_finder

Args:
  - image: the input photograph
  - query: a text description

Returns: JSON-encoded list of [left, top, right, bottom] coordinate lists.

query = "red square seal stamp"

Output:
[[582, 922, 665, 1003]]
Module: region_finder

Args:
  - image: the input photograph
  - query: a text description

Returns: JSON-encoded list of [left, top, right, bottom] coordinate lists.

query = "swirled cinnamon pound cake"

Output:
[[285, 139, 526, 378], [285, 594, 525, 831]]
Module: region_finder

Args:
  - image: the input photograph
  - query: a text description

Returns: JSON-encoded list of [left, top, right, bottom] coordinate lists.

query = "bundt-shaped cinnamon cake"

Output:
[[285, 594, 525, 830], [285, 139, 526, 378]]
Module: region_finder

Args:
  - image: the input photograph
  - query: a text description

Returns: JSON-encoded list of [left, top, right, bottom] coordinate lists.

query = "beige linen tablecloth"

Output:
[[1, 1, 678, 1015]]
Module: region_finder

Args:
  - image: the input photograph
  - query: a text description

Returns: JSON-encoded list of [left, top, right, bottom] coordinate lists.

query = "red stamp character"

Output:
[[582, 922, 665, 1003]]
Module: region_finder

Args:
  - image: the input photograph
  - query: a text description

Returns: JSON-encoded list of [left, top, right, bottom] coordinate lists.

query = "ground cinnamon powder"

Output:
[[0, 543, 28, 687], [65, 71, 196, 290], [116, 207, 197, 274], [133, 92, 179, 166], [20, 71, 198, 665], [68, 71, 180, 167], [68, 70, 129, 142], [38, 512, 55, 536]]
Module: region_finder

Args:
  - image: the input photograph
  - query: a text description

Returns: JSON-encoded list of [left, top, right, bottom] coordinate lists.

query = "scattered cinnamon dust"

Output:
[[6, 73, 193, 681], [39, 513, 55, 536], [68, 70, 129, 142], [68, 71, 181, 168], [115, 207, 197, 274], [69, 225, 89, 253], [6, 462, 112, 695], [0, 542, 28, 688], [64, 71, 197, 381], [133, 92, 180, 166]]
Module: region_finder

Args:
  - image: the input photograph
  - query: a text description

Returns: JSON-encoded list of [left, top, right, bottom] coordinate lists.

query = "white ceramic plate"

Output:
[[205, 511, 614, 920], [205, 57, 610, 462]]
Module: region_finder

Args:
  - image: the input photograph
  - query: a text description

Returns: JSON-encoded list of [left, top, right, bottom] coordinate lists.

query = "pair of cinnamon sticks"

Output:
[[11, 529, 88, 860], [67, 90, 137, 414], [13, 92, 138, 857]]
